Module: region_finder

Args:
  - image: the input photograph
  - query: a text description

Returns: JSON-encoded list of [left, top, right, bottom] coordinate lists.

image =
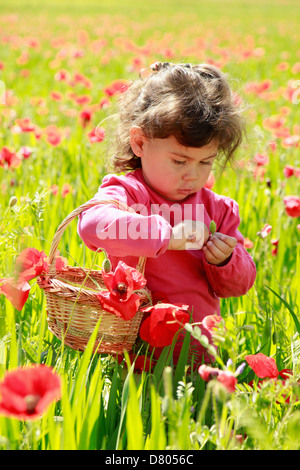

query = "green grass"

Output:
[[0, 0, 300, 450]]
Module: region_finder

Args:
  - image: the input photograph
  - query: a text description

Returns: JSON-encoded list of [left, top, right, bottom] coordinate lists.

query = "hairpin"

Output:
[[140, 62, 192, 79], [150, 62, 171, 73]]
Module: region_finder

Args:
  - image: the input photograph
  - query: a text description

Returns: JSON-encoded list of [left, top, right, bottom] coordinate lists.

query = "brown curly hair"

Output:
[[110, 62, 246, 173]]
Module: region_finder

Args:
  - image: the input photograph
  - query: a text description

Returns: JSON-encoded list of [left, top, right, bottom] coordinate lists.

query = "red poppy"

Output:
[[0, 365, 61, 420], [253, 153, 269, 166], [87, 126, 105, 143], [102, 261, 146, 301], [245, 79, 272, 97], [61, 183, 72, 198], [74, 94, 91, 106], [283, 195, 300, 217], [14, 117, 36, 133], [217, 371, 238, 393], [72, 72, 91, 89], [97, 290, 141, 321], [18, 146, 33, 159], [282, 135, 300, 148], [0, 146, 21, 169], [97, 261, 147, 320], [44, 125, 62, 147], [0, 248, 68, 310], [256, 224, 272, 239], [79, 108, 93, 127], [269, 140, 277, 152], [245, 353, 279, 378], [139, 303, 190, 348], [263, 114, 286, 130], [244, 237, 254, 249], [55, 255, 68, 271], [104, 79, 130, 97], [0, 278, 31, 311], [283, 165, 295, 178], [271, 238, 279, 256], [198, 364, 220, 381], [15, 247, 49, 282], [202, 314, 222, 334], [246, 355, 296, 402], [198, 364, 237, 393], [54, 69, 70, 82]]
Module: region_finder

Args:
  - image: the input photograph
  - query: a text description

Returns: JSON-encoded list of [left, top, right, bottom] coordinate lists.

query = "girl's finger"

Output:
[[214, 232, 237, 248], [207, 237, 231, 256], [205, 239, 229, 259]]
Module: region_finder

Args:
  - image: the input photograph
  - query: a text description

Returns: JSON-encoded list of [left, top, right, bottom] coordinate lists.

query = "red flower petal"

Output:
[[0, 278, 31, 311], [198, 365, 237, 393], [15, 248, 49, 281], [97, 291, 141, 320], [202, 314, 222, 334], [140, 303, 190, 348], [245, 353, 279, 378], [102, 260, 146, 301], [198, 364, 220, 382], [283, 195, 300, 217], [217, 371, 238, 393], [55, 255, 68, 271], [0, 365, 61, 420]]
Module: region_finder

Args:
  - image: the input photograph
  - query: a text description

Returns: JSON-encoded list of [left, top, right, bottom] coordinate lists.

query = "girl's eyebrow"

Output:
[[171, 152, 217, 160], [202, 154, 218, 160]]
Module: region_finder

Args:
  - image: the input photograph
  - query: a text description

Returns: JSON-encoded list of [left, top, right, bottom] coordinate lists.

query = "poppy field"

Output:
[[0, 0, 300, 451]]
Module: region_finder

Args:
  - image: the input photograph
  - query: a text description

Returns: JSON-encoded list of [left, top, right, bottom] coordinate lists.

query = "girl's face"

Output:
[[130, 128, 218, 201]]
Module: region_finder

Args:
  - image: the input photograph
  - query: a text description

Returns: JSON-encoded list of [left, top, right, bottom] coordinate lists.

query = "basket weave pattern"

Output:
[[38, 200, 150, 354]]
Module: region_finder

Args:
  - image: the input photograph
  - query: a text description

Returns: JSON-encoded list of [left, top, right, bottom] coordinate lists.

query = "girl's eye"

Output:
[[200, 160, 213, 166], [173, 159, 186, 165]]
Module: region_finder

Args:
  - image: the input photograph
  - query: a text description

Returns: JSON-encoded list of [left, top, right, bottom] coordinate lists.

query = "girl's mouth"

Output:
[[177, 188, 195, 196]]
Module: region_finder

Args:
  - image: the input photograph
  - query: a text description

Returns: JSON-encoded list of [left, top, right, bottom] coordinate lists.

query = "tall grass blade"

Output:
[[126, 371, 144, 450], [266, 285, 300, 334]]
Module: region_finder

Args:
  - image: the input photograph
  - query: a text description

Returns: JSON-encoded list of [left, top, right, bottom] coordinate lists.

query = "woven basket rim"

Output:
[[38, 199, 150, 353], [38, 271, 151, 305]]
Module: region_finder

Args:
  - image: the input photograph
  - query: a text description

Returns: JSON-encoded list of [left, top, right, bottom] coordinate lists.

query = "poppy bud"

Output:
[[209, 220, 216, 235], [9, 196, 18, 208], [102, 258, 111, 273], [240, 325, 254, 331]]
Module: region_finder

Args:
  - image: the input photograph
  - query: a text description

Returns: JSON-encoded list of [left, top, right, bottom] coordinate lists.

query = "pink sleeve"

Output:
[[202, 197, 256, 298], [77, 177, 172, 258]]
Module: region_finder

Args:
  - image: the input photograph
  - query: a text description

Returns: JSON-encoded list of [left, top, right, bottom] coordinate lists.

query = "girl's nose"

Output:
[[182, 169, 198, 181]]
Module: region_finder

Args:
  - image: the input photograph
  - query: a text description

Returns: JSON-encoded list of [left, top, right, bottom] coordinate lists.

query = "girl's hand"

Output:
[[168, 220, 210, 251], [203, 232, 237, 266]]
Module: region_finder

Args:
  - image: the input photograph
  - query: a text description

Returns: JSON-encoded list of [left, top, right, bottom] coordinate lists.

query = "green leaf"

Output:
[[266, 285, 300, 335]]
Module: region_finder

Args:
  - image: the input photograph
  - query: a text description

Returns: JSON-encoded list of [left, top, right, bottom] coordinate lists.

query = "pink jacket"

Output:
[[78, 169, 256, 361]]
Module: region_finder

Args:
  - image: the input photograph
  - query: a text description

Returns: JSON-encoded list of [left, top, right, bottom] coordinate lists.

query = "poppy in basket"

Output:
[[97, 261, 147, 320], [139, 303, 190, 348], [15, 247, 49, 282]]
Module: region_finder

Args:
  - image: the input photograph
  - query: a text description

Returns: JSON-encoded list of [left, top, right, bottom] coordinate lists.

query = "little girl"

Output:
[[78, 62, 256, 363]]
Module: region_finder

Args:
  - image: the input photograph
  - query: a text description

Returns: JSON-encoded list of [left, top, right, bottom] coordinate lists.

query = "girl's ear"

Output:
[[129, 126, 147, 157]]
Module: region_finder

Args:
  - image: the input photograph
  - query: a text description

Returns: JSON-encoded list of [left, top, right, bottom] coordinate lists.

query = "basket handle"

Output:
[[48, 199, 147, 276]]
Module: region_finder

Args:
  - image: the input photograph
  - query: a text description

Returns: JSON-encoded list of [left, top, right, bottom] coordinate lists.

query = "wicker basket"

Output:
[[37, 199, 150, 354]]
